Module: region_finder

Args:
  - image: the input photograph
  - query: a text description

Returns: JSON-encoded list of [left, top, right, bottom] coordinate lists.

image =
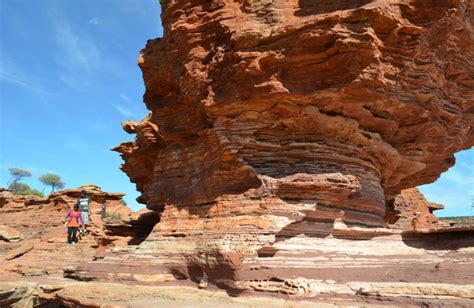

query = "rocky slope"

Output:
[[0, 186, 157, 278], [108, 0, 474, 297]]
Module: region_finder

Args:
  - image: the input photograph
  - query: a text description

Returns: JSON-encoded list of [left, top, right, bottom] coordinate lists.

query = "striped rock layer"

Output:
[[109, 0, 474, 292]]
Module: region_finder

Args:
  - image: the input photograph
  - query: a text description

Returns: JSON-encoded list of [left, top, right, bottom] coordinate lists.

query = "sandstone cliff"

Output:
[[109, 0, 474, 292], [116, 0, 473, 223], [386, 187, 442, 229]]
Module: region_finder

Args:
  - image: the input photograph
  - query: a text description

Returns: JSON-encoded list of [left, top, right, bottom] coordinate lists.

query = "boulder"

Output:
[[4, 243, 34, 261], [0, 225, 23, 242]]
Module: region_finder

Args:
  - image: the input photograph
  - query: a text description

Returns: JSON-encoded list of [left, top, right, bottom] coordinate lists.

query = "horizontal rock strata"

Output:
[[2, 1, 473, 305], [4, 279, 473, 307], [107, 0, 474, 292]]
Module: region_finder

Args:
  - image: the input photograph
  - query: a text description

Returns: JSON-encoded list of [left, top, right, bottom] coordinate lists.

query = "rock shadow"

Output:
[[401, 230, 474, 251], [127, 211, 161, 245], [295, 0, 372, 16]]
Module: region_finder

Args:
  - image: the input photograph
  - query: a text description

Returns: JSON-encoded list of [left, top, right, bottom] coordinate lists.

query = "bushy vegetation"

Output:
[[39, 173, 65, 193], [5, 167, 65, 197], [8, 182, 44, 197]]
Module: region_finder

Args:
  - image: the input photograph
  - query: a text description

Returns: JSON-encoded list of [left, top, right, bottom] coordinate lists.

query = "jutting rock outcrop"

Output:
[[116, 0, 474, 221], [386, 187, 442, 230], [110, 0, 474, 299]]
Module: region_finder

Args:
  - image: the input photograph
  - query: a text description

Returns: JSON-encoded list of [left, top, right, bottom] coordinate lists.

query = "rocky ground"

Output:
[[1, 188, 473, 307]]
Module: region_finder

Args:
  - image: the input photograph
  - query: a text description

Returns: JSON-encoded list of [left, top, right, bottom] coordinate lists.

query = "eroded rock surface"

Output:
[[386, 187, 441, 230], [108, 0, 474, 292], [117, 0, 473, 218], [0, 186, 150, 278]]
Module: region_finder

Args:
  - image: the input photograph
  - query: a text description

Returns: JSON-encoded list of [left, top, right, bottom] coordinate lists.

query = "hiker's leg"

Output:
[[83, 212, 90, 235], [71, 227, 78, 243], [84, 212, 90, 226], [67, 227, 73, 244]]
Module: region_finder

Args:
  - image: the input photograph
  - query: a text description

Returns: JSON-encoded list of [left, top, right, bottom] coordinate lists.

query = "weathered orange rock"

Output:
[[117, 0, 473, 215], [109, 0, 474, 289], [2, 2, 473, 303], [0, 224, 23, 242], [4, 243, 33, 261], [0, 186, 149, 277], [386, 188, 440, 230]]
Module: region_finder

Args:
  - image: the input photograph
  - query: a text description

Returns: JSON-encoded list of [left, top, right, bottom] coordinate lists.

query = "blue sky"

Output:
[[419, 150, 473, 217], [0, 0, 161, 209], [0, 0, 472, 216]]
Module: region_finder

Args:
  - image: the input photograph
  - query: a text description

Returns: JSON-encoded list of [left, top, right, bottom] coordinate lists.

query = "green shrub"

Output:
[[24, 188, 44, 197], [104, 212, 122, 222], [8, 182, 30, 194], [8, 183, 44, 197]]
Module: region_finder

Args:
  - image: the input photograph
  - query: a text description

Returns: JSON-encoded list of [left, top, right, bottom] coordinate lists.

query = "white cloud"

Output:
[[54, 24, 101, 73], [0, 69, 34, 88], [119, 93, 133, 104], [47, 7, 125, 90], [51, 16, 105, 90], [58, 74, 89, 90], [91, 118, 109, 131], [460, 162, 474, 173], [114, 105, 136, 118], [87, 17, 100, 25], [0, 58, 54, 96], [442, 168, 474, 187]]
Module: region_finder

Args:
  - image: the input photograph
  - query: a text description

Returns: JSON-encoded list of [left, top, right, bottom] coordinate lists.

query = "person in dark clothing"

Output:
[[65, 203, 84, 247]]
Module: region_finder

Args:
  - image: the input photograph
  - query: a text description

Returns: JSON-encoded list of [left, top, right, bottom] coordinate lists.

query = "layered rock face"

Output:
[[117, 0, 474, 218], [0, 186, 154, 277], [109, 0, 474, 295]]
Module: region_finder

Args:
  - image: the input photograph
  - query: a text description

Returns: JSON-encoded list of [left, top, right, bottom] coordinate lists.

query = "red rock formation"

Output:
[[110, 0, 474, 289], [117, 0, 473, 217], [0, 186, 149, 277], [386, 188, 440, 230], [0, 224, 23, 242], [0, 1, 473, 304]]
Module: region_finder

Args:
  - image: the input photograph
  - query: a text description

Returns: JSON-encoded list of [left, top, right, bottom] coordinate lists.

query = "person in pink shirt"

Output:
[[65, 203, 84, 247]]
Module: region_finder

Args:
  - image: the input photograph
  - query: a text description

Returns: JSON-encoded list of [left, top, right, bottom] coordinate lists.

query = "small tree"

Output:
[[39, 173, 65, 193], [7, 168, 31, 186]]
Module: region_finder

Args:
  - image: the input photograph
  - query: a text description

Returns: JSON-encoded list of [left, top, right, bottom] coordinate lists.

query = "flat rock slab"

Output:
[[4, 243, 34, 260], [0, 224, 23, 242], [1, 278, 473, 307]]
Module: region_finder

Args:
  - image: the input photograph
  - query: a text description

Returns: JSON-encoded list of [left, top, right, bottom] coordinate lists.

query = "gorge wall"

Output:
[[107, 0, 474, 295]]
